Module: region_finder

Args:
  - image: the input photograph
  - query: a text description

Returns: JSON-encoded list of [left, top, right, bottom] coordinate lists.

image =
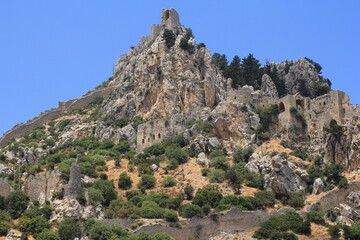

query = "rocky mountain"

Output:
[[0, 8, 360, 240]]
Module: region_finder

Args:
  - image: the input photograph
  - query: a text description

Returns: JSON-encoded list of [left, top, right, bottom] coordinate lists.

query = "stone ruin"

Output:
[[64, 159, 83, 199], [150, 8, 181, 40]]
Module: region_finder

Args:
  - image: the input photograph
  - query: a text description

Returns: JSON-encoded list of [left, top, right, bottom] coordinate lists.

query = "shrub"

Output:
[[184, 185, 194, 200], [0, 220, 11, 235], [152, 232, 175, 240], [137, 174, 156, 190], [326, 208, 341, 222], [324, 119, 343, 141], [86, 219, 127, 240], [6, 190, 28, 218], [162, 176, 177, 187], [162, 29, 176, 48], [92, 180, 117, 206], [165, 146, 188, 164], [287, 192, 305, 209], [58, 218, 82, 240], [37, 229, 61, 240], [253, 211, 311, 239], [324, 162, 344, 183], [210, 156, 229, 171], [201, 168, 211, 176], [290, 106, 307, 127], [58, 119, 71, 131], [209, 149, 226, 159], [163, 209, 178, 222], [140, 201, 164, 219], [307, 165, 323, 181], [254, 191, 275, 208], [118, 173, 133, 190], [113, 141, 130, 154], [328, 225, 341, 239], [339, 177, 348, 188], [180, 204, 203, 218], [307, 210, 325, 225], [245, 171, 264, 189], [89, 188, 105, 205], [289, 151, 308, 160], [233, 147, 253, 163], [192, 189, 223, 208], [208, 169, 226, 183], [343, 222, 360, 240], [19, 216, 49, 236], [144, 143, 165, 156]]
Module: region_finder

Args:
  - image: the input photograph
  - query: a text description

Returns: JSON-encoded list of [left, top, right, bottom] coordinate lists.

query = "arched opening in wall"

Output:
[[152, 134, 155, 140], [165, 120, 170, 128], [309, 114, 311, 119], [148, 138, 150, 143], [158, 133, 161, 139], [142, 139, 145, 144], [296, 99, 304, 111], [278, 102, 285, 113], [308, 135, 311, 141]]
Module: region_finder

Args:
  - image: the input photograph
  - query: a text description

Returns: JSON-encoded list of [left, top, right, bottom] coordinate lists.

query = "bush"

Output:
[[113, 141, 130, 154], [180, 204, 203, 218], [89, 188, 105, 205], [6, 190, 28, 218], [118, 173, 133, 190], [152, 232, 175, 240], [210, 156, 229, 171], [92, 180, 117, 206], [165, 146, 188, 164], [58, 218, 82, 240], [289, 151, 308, 160], [184, 185, 194, 200], [162, 176, 177, 187], [58, 119, 71, 131], [18, 216, 49, 236], [208, 169, 226, 183], [163, 209, 178, 222], [307, 165, 323, 181], [324, 119, 343, 141], [0, 220, 11, 235], [140, 201, 164, 219], [339, 177, 348, 188], [254, 191, 275, 208], [162, 29, 176, 48], [233, 147, 253, 163], [253, 211, 311, 239], [324, 162, 344, 183], [37, 229, 61, 240], [192, 189, 223, 208], [287, 192, 305, 209], [328, 225, 341, 239], [245, 171, 264, 189], [137, 174, 156, 190], [343, 222, 360, 240], [86, 219, 127, 240], [307, 210, 325, 225], [144, 143, 165, 156]]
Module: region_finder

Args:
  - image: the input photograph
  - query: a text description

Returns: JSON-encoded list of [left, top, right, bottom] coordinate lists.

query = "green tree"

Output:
[[241, 53, 262, 88], [226, 55, 242, 88], [162, 176, 177, 187], [0, 221, 11, 235], [184, 185, 194, 200], [118, 173, 133, 190], [92, 180, 117, 206], [18, 216, 49, 236], [6, 190, 28, 218], [180, 204, 203, 218], [138, 174, 156, 190], [212, 53, 228, 74], [58, 218, 82, 240], [37, 229, 61, 240]]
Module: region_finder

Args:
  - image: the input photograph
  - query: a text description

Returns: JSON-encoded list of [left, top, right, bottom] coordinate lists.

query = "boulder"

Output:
[[246, 155, 308, 195], [312, 178, 325, 195], [197, 152, 210, 166]]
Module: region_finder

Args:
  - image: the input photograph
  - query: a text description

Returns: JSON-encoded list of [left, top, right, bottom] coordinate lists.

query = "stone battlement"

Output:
[[0, 86, 115, 147]]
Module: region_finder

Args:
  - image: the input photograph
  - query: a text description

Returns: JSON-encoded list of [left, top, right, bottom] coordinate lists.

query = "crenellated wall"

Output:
[[0, 86, 115, 148]]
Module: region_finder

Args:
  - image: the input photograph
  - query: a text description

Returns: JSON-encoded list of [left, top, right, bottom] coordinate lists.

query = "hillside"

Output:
[[0, 8, 359, 240]]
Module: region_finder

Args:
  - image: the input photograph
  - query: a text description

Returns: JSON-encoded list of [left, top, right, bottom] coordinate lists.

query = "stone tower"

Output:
[[150, 8, 181, 39], [64, 157, 83, 199]]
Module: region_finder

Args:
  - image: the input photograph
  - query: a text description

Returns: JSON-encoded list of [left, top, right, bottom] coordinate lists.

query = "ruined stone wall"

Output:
[[102, 208, 297, 240], [315, 182, 360, 211], [0, 86, 115, 148], [23, 170, 64, 204], [0, 178, 12, 197], [136, 119, 177, 152]]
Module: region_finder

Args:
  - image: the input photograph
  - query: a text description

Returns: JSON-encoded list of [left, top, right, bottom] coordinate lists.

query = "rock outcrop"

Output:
[[246, 154, 310, 195]]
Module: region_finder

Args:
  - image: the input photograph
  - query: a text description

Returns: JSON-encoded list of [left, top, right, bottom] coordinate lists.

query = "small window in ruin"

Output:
[[324, 102, 326, 106], [234, 97, 237, 100], [263, 105, 265, 107], [278, 102, 285, 113], [152, 134, 155, 140], [309, 114, 311, 119], [148, 138, 150, 143], [142, 139, 145, 144], [158, 133, 161, 139]]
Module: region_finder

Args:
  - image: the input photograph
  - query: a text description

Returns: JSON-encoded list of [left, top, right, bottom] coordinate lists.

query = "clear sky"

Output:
[[0, 1, 359, 136]]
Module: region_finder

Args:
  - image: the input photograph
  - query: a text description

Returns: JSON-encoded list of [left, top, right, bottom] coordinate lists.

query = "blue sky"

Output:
[[0, 1, 359, 136]]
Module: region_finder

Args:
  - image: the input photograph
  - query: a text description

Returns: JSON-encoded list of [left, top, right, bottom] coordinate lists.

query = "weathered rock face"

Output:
[[246, 154, 310, 195], [64, 161, 83, 199], [339, 191, 360, 225], [95, 9, 228, 143], [261, 74, 278, 98], [50, 199, 104, 223], [268, 58, 331, 98], [23, 170, 64, 204], [0, 178, 12, 197]]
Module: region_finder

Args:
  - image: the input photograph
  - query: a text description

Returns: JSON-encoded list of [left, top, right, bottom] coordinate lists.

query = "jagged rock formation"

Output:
[[0, 178, 12, 197], [261, 74, 278, 98]]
